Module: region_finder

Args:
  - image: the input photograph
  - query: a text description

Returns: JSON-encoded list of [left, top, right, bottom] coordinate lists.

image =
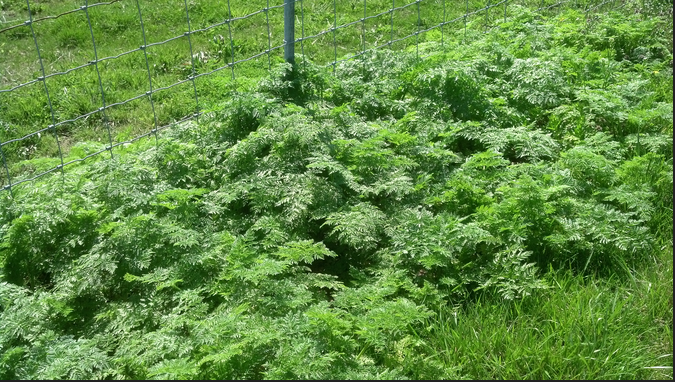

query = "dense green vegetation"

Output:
[[1, 0, 516, 175], [0, 2, 673, 380], [4, 0, 667, 183]]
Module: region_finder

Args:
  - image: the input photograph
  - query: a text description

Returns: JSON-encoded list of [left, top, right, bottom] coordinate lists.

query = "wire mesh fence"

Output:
[[0, 0, 635, 196]]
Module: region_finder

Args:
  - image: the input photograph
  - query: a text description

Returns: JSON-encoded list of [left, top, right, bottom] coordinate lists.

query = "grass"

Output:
[[0, 0, 619, 181], [413, 247, 673, 379]]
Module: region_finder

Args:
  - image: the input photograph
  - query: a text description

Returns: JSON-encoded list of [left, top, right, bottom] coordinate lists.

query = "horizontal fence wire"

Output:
[[0, 1, 124, 34], [0, 0, 630, 196]]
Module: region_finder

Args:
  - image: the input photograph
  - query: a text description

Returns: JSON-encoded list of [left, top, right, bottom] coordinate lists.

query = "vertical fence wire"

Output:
[[0, 120, 11, 196], [135, 0, 159, 146], [266, 0, 272, 71], [441, 0, 446, 48], [300, 0, 306, 71], [332, 0, 337, 74], [226, 0, 236, 81], [504, 0, 508, 22], [390, 0, 395, 47], [584, 0, 593, 29], [362, 0, 367, 72], [464, 0, 469, 39], [25, 0, 65, 188], [83, 0, 115, 159], [183, 0, 201, 118], [416, 0, 421, 60], [0, 150, 10, 197], [486, 0, 491, 33]]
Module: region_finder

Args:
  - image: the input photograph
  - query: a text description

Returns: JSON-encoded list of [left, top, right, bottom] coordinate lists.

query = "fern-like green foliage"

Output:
[[0, 6, 672, 379]]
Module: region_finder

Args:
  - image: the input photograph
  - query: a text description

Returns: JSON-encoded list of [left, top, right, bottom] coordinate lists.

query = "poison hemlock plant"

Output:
[[0, 5, 672, 380]]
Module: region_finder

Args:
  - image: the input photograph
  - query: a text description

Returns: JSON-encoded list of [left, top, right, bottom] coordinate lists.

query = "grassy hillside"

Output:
[[0, 2, 673, 380]]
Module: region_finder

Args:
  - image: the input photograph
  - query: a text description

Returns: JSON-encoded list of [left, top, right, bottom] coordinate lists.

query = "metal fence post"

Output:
[[284, 0, 295, 64]]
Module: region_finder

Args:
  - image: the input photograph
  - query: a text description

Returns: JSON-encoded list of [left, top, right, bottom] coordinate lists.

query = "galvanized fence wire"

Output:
[[25, 0, 65, 183], [0, 0, 288, 194], [0, 0, 124, 34], [0, 0, 628, 196], [135, 0, 159, 146]]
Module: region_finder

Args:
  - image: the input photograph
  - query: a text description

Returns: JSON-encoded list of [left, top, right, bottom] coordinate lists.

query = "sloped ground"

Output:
[[0, 6, 672, 379]]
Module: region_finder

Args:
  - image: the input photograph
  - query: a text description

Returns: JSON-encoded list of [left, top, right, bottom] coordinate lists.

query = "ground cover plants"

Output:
[[3, 0, 660, 183], [0, 2, 673, 380], [0, 0, 530, 175]]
